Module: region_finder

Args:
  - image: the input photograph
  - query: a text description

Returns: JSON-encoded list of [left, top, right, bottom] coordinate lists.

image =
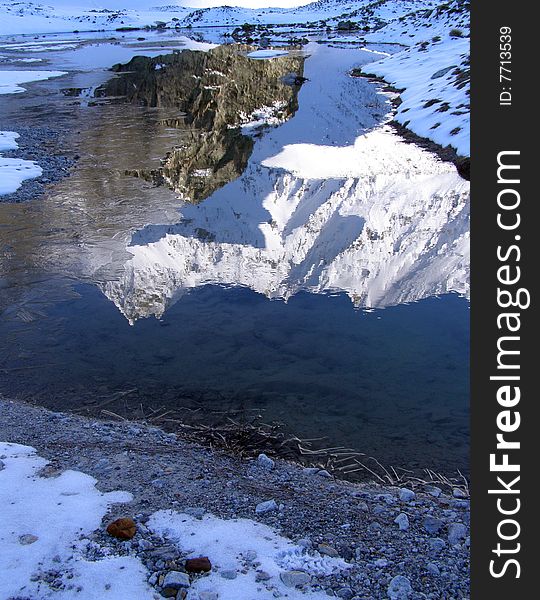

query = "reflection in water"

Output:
[[0, 41, 469, 473], [97, 45, 305, 202]]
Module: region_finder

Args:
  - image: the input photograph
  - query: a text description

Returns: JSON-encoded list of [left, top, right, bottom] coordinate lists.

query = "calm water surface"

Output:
[[0, 33, 470, 474]]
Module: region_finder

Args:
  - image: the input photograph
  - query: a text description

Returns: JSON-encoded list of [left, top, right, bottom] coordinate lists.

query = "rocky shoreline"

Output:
[[0, 397, 470, 599]]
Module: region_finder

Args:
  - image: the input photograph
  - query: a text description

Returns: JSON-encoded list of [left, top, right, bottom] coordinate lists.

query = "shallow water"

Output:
[[0, 33, 469, 474]]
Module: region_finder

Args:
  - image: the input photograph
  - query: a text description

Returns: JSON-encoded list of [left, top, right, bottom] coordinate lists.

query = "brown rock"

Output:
[[106, 517, 137, 540], [185, 557, 212, 573]]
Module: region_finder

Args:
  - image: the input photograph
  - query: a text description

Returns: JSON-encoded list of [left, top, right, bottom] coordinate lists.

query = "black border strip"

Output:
[[471, 1, 535, 596]]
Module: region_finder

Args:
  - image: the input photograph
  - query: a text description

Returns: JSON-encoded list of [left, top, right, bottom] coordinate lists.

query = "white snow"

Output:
[[0, 68, 66, 94], [0, 131, 43, 196], [367, 37, 470, 156], [247, 49, 290, 59], [149, 510, 348, 599], [0, 441, 154, 600], [0, 70, 65, 195]]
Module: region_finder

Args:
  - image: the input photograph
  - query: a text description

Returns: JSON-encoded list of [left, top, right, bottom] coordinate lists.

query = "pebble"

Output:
[[280, 570, 311, 588], [448, 522, 467, 545], [185, 557, 212, 573], [387, 575, 413, 599], [398, 488, 415, 502], [426, 562, 441, 576], [256, 571, 271, 582], [244, 550, 257, 561], [452, 488, 468, 499], [19, 534, 39, 545], [336, 587, 354, 599], [318, 543, 339, 558], [374, 558, 389, 568], [220, 570, 237, 580], [423, 515, 444, 535], [394, 513, 410, 531], [257, 453, 275, 470], [428, 538, 446, 553], [317, 469, 332, 478], [162, 571, 190, 590], [255, 499, 278, 514]]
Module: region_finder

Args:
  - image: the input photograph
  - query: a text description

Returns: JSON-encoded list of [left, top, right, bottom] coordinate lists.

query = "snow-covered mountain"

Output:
[[0, 1, 460, 35]]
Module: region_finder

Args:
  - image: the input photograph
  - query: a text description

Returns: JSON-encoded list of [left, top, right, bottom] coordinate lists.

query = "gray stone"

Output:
[[428, 538, 446, 553], [374, 558, 389, 568], [448, 522, 467, 545], [399, 488, 416, 502], [394, 513, 410, 531], [423, 516, 444, 534], [19, 534, 38, 545], [317, 469, 332, 478], [257, 453, 275, 470], [318, 543, 339, 558], [426, 562, 440, 576], [337, 587, 354, 599], [220, 570, 237, 580], [162, 571, 190, 590], [387, 575, 413, 599], [280, 570, 311, 588], [427, 486, 442, 498], [256, 571, 271, 582], [256, 499, 278, 514], [452, 488, 468, 499], [244, 550, 257, 561]]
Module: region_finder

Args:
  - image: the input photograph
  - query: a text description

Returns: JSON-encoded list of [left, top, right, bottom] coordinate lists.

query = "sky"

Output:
[[179, 1, 312, 7]]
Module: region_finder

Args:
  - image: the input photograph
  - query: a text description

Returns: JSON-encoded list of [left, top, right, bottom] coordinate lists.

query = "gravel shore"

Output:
[[0, 397, 470, 599]]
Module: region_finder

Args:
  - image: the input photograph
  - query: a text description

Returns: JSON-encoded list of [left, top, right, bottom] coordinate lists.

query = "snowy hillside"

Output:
[[0, 1, 458, 35]]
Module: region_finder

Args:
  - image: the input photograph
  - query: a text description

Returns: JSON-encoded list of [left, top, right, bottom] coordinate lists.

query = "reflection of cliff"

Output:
[[97, 46, 305, 202], [102, 128, 470, 324]]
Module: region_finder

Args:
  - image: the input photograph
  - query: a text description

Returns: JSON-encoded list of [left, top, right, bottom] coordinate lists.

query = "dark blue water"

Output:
[[0, 281, 469, 473]]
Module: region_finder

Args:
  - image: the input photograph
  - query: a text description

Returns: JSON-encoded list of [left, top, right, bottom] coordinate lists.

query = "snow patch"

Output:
[[0, 441, 153, 599], [148, 510, 347, 599], [0, 69, 67, 94]]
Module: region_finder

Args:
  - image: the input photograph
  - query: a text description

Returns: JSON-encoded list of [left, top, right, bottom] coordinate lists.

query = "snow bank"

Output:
[[0, 441, 154, 599]]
